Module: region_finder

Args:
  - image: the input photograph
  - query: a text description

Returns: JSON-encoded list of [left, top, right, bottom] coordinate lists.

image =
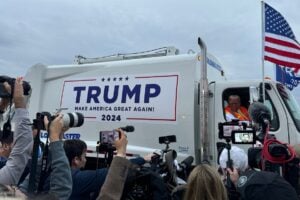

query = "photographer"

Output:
[[64, 127, 152, 200], [63, 139, 108, 200], [0, 77, 33, 185], [227, 167, 298, 200], [219, 146, 248, 175], [0, 113, 72, 199], [44, 113, 72, 199], [219, 146, 248, 200]]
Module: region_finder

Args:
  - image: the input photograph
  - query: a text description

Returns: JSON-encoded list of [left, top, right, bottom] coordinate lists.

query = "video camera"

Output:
[[247, 102, 299, 191], [218, 120, 256, 196], [246, 102, 294, 168], [218, 121, 256, 144]]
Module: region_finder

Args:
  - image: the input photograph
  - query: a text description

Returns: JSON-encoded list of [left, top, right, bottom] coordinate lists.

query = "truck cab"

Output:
[[210, 80, 300, 164]]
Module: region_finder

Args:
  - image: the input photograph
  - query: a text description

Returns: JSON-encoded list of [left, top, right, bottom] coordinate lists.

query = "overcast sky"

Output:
[[1, 0, 300, 96]]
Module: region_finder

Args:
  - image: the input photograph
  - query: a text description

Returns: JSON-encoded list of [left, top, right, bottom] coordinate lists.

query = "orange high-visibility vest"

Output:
[[224, 106, 250, 121]]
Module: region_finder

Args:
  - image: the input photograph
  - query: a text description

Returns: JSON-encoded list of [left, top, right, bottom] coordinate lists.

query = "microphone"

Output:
[[178, 156, 194, 171], [119, 125, 135, 132], [248, 102, 271, 124]]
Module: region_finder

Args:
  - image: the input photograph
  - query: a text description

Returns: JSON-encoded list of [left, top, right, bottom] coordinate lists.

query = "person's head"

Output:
[[237, 170, 298, 200], [219, 146, 248, 173], [63, 139, 87, 169], [228, 95, 241, 112], [184, 164, 228, 200]]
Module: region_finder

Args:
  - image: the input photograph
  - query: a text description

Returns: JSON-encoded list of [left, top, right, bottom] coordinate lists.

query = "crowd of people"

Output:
[[1, 77, 300, 200], [0, 77, 151, 200]]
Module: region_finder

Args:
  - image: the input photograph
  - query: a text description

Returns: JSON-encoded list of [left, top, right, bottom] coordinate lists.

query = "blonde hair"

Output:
[[184, 164, 228, 200]]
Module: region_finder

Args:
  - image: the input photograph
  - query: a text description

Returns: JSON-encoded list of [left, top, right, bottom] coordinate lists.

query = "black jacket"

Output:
[[237, 170, 298, 200]]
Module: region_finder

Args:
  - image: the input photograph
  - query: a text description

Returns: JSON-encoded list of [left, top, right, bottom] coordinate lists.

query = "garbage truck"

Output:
[[24, 39, 300, 165]]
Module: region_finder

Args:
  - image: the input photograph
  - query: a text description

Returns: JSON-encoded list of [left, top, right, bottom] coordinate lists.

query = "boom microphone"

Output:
[[119, 125, 135, 132], [248, 102, 271, 124]]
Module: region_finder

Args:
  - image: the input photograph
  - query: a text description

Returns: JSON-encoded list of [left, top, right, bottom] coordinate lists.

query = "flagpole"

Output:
[[261, 1, 266, 103]]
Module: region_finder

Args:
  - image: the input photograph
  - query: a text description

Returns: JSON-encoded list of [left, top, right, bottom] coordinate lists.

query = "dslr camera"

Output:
[[33, 111, 84, 130], [0, 75, 31, 98]]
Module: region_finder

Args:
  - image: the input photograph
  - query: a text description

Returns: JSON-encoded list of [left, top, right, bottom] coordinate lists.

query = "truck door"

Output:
[[262, 83, 289, 143], [275, 83, 300, 145], [212, 83, 253, 165], [208, 82, 217, 164], [213, 82, 289, 161]]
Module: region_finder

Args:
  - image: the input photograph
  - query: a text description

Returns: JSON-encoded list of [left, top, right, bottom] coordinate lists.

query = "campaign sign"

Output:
[[60, 74, 179, 123], [276, 65, 300, 91]]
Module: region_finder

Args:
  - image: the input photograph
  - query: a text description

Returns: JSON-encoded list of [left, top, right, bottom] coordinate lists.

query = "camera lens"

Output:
[[63, 112, 84, 128]]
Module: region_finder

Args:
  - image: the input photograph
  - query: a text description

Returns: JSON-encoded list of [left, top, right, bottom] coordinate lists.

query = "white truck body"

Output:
[[25, 49, 300, 164]]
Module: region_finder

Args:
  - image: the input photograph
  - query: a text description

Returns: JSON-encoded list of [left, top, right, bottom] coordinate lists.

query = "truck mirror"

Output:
[[249, 86, 259, 103]]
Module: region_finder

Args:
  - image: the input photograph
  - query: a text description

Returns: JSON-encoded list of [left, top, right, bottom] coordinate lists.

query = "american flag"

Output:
[[264, 3, 300, 71]]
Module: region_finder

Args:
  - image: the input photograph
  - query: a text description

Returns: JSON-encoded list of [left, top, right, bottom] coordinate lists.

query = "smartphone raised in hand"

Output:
[[99, 130, 120, 144]]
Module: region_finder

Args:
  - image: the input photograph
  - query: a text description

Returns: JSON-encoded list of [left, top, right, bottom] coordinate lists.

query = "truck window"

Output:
[[222, 87, 279, 131], [223, 88, 250, 121], [277, 83, 300, 131]]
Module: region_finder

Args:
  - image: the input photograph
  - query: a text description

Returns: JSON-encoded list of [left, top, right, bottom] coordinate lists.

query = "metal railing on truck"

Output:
[[75, 46, 179, 64]]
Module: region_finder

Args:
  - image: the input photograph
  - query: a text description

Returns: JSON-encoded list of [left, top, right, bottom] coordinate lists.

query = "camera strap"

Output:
[[37, 124, 51, 192], [28, 131, 41, 193]]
